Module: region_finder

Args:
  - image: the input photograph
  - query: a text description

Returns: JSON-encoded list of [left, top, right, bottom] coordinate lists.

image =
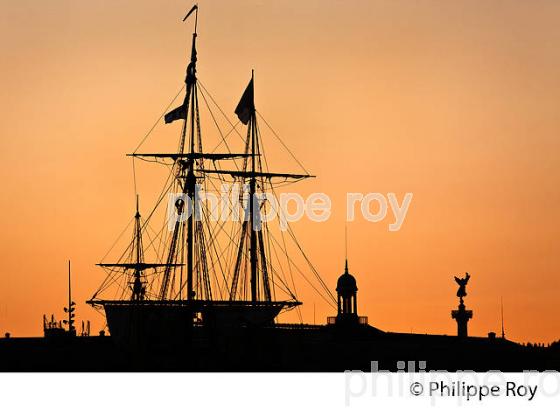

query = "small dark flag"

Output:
[[235, 78, 254, 125], [183, 5, 198, 22], [165, 104, 187, 124]]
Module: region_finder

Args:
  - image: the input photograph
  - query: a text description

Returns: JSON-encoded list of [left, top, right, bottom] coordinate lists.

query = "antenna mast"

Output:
[[68, 260, 71, 331], [501, 297, 505, 339]]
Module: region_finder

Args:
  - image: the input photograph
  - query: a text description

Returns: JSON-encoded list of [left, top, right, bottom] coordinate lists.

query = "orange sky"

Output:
[[0, 0, 559, 343]]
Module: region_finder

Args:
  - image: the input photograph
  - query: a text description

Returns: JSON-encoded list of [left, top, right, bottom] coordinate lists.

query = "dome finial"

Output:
[[344, 224, 349, 274]]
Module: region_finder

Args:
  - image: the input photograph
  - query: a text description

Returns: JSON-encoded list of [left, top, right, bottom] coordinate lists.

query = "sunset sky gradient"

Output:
[[0, 0, 559, 343]]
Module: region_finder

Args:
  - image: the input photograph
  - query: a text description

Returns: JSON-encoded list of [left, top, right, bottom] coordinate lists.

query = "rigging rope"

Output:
[[256, 110, 310, 175]]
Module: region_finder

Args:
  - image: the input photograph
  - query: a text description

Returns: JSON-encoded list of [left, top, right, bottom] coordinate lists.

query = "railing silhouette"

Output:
[[327, 316, 368, 325]]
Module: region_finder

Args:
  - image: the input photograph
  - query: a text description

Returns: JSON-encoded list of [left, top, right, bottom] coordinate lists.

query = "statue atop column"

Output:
[[451, 272, 473, 337], [454, 272, 470, 304]]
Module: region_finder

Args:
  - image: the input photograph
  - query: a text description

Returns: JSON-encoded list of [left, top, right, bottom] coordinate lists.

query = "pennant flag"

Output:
[[235, 78, 254, 125], [164, 104, 187, 124], [183, 4, 198, 22]]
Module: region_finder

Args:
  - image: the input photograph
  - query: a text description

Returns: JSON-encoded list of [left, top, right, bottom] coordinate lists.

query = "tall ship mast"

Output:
[[87, 6, 334, 346]]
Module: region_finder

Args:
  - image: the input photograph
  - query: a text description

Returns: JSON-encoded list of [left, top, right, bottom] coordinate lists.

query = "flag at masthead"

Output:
[[235, 75, 255, 125]]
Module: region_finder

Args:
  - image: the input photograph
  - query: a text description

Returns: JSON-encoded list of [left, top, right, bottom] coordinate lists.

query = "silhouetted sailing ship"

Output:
[[86, 5, 323, 348]]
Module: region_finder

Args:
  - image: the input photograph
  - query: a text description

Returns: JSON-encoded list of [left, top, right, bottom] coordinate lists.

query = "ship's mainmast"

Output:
[[129, 5, 251, 302], [158, 19, 200, 301]]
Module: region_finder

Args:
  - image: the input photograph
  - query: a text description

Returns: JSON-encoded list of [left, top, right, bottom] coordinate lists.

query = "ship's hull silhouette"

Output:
[[99, 300, 298, 348]]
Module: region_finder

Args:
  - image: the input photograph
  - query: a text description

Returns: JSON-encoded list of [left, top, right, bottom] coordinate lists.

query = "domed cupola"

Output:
[[336, 260, 359, 323], [337, 262, 357, 295]]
